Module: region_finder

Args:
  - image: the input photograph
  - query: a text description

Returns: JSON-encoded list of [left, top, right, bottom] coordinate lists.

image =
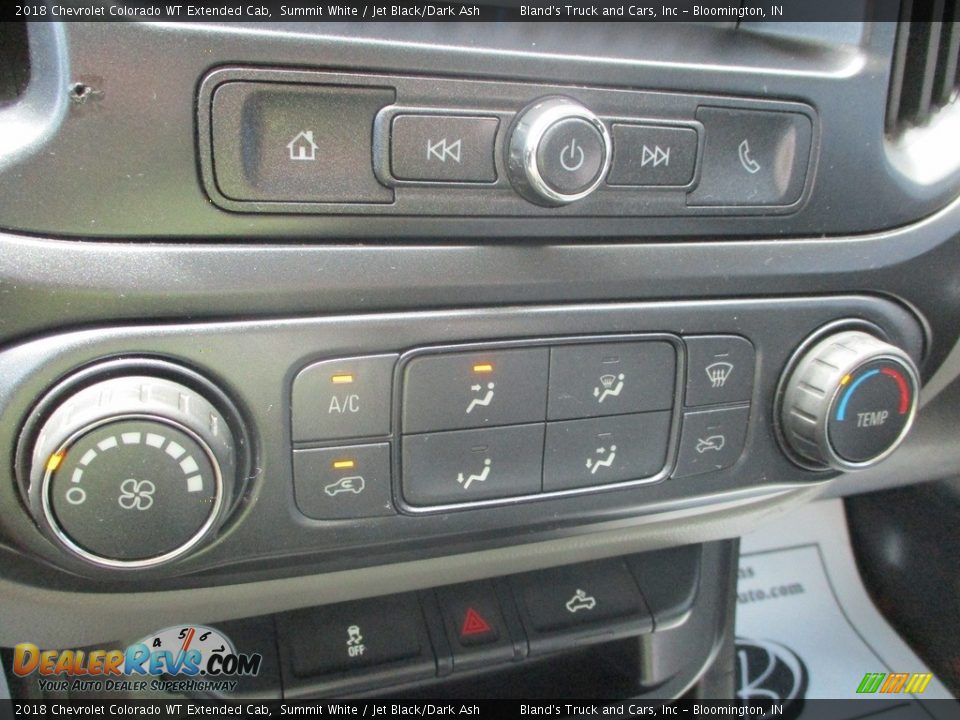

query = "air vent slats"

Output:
[[934, 20, 960, 105], [887, 1, 960, 133]]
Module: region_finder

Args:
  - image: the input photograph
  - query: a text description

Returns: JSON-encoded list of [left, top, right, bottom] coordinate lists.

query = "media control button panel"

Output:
[[199, 68, 818, 218]]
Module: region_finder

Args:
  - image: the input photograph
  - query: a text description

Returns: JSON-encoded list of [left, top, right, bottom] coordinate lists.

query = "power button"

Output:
[[507, 96, 612, 206], [536, 119, 606, 195]]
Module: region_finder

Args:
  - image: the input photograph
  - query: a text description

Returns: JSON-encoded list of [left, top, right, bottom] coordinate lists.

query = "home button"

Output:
[[210, 81, 395, 204]]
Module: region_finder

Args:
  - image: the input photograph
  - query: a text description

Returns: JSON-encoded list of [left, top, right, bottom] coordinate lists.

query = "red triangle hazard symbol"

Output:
[[461, 607, 492, 637]]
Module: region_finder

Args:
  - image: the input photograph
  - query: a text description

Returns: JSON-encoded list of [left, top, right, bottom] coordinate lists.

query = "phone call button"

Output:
[[687, 107, 813, 207]]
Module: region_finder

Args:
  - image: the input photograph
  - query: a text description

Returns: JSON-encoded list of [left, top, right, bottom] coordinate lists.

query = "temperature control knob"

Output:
[[779, 330, 919, 471], [507, 96, 612, 206], [27, 376, 236, 569]]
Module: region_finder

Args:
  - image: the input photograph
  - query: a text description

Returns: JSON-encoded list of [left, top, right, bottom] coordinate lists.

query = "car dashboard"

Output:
[[2, 10, 960, 704]]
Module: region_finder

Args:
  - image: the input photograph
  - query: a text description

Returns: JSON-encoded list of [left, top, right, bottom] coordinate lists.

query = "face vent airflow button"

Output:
[[779, 330, 919, 471]]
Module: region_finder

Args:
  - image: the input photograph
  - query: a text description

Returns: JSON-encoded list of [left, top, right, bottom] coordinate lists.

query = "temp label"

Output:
[[856, 410, 889, 428]]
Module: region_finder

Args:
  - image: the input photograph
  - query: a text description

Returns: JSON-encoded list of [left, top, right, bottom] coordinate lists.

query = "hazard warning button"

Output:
[[435, 580, 516, 670], [460, 607, 496, 644]]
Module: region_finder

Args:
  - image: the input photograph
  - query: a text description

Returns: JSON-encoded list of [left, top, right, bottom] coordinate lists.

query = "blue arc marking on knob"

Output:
[[836, 369, 880, 422]]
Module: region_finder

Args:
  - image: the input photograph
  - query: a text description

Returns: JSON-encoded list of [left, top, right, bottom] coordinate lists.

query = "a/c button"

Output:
[[292, 355, 397, 442]]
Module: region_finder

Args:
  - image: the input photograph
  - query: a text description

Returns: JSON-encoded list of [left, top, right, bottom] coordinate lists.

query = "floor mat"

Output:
[[736, 498, 953, 712]]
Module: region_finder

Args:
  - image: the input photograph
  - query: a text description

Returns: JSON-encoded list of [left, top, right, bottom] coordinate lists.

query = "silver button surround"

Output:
[[507, 96, 613, 207]]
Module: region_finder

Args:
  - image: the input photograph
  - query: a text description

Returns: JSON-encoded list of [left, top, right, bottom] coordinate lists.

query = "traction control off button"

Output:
[[280, 594, 425, 678]]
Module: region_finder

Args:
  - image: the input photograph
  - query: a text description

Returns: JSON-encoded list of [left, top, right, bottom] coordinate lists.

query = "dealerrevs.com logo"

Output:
[[13, 625, 262, 694]]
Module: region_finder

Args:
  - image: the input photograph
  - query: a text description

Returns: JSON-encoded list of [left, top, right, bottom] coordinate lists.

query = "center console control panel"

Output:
[[1, 296, 922, 582], [292, 335, 755, 519], [198, 68, 817, 217]]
